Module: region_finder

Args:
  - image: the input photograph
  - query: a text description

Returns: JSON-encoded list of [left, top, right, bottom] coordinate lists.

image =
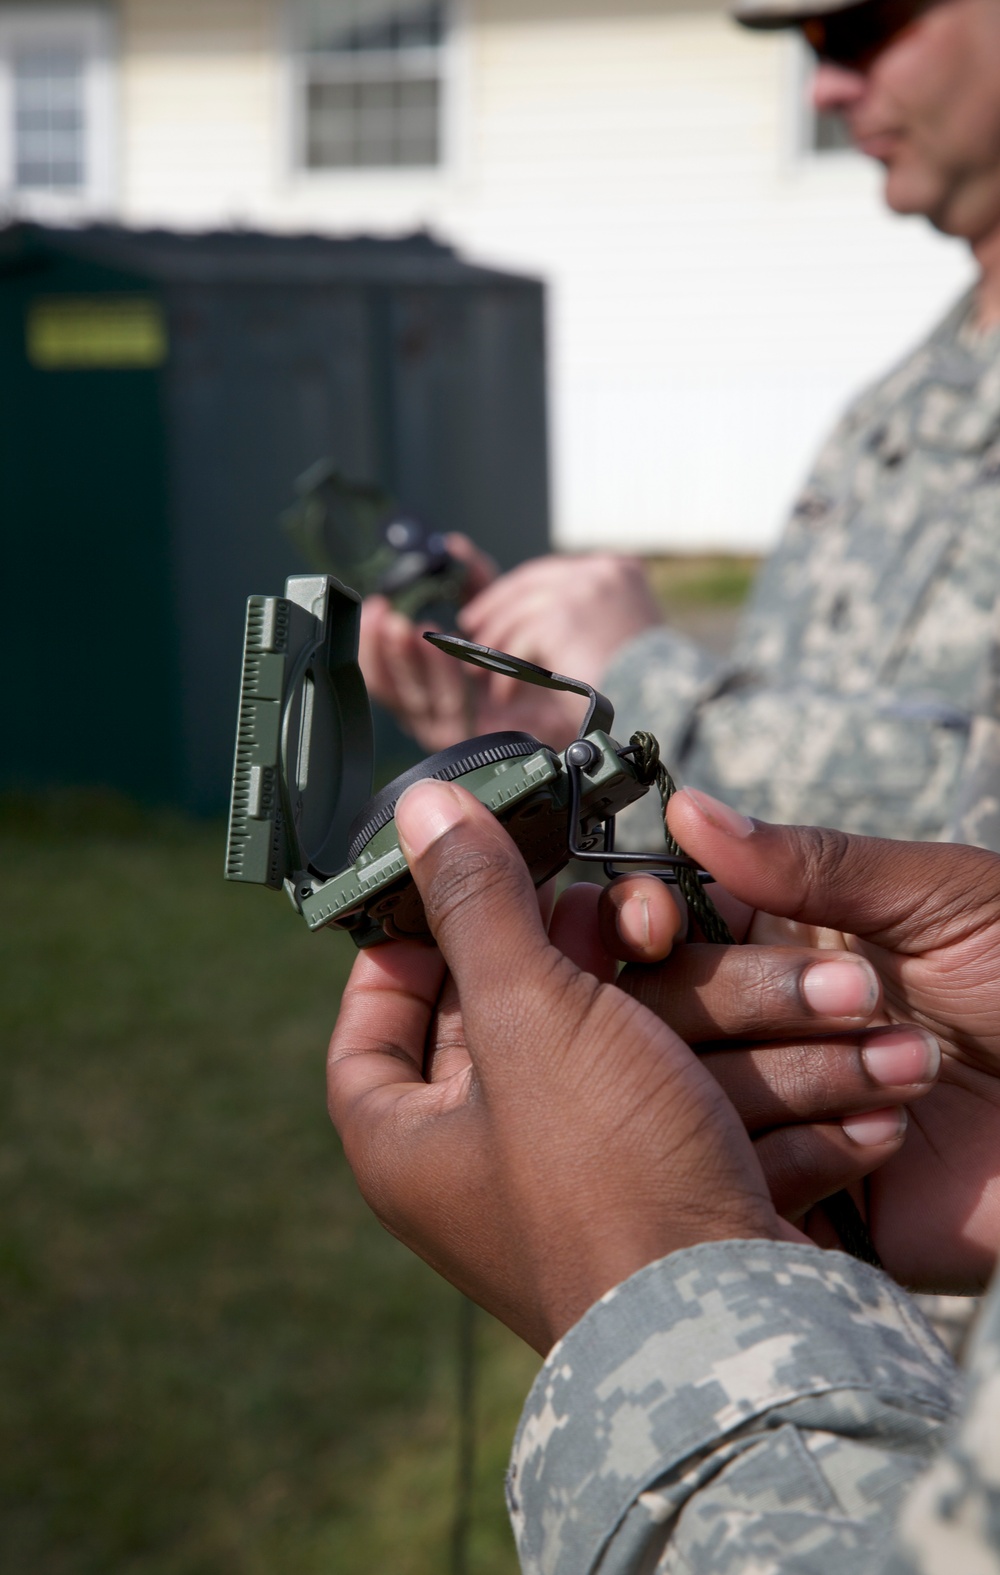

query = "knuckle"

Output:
[[764, 1042, 840, 1117], [787, 826, 854, 921], [723, 946, 802, 1028], [422, 838, 517, 931]]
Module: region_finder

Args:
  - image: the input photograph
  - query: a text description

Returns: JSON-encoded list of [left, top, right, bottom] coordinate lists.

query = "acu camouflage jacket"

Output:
[[508, 1239, 999, 1575], [605, 291, 1000, 849]]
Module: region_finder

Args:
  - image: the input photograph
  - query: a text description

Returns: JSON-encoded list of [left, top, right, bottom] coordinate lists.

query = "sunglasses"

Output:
[[802, 0, 937, 67]]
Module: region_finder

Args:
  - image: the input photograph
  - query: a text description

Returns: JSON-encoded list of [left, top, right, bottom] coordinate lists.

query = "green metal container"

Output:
[[0, 223, 549, 812]]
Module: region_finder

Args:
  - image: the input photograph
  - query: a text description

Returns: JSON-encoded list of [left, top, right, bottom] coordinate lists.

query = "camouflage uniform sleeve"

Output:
[[507, 1240, 962, 1575], [883, 1266, 1000, 1574], [601, 626, 728, 765], [941, 715, 1000, 850], [940, 594, 1000, 849]]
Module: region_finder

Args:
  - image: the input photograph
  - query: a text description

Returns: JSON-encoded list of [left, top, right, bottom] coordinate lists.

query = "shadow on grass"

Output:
[[0, 798, 536, 1574]]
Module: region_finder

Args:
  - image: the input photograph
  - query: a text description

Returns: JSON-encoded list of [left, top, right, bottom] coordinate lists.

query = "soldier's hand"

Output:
[[359, 593, 475, 752], [358, 543, 645, 752], [611, 788, 1000, 1292], [457, 553, 664, 749], [356, 534, 496, 752], [358, 594, 594, 752], [327, 780, 806, 1356]]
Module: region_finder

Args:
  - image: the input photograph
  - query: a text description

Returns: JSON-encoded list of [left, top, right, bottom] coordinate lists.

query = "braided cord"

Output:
[[628, 731, 735, 945]]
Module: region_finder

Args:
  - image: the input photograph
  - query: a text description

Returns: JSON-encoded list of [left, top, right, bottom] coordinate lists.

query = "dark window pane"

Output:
[[306, 81, 356, 166], [305, 1, 444, 56], [304, 66, 441, 167], [48, 160, 83, 186], [355, 79, 396, 165], [396, 5, 443, 47], [397, 77, 438, 164]]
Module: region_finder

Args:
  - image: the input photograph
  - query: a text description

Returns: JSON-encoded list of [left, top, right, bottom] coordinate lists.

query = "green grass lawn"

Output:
[[0, 796, 537, 1575], [645, 553, 759, 611]]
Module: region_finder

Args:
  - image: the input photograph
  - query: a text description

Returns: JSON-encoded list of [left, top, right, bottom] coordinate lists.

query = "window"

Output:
[[294, 1, 447, 171], [0, 6, 116, 215], [13, 45, 85, 189]]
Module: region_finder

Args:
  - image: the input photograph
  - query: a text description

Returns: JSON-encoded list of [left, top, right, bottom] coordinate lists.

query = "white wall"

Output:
[[116, 0, 976, 551]]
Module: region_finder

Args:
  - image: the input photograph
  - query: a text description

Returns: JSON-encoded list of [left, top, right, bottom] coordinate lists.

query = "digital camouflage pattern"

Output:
[[886, 1265, 1000, 1575], [604, 290, 1000, 853], [507, 1239, 991, 1575]]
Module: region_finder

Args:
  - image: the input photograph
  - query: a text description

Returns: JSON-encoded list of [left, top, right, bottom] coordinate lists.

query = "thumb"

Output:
[[394, 779, 555, 1036], [666, 786, 999, 948]]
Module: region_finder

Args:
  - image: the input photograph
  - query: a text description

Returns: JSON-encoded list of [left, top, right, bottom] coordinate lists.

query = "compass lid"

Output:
[[225, 575, 373, 888]]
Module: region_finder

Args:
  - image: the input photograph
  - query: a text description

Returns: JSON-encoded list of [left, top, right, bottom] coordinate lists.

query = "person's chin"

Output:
[[881, 165, 944, 222]]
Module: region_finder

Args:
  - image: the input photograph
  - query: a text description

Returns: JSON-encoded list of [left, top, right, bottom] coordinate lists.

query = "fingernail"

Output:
[[395, 780, 466, 859], [617, 893, 651, 952], [800, 958, 879, 1019], [842, 1107, 908, 1147], [680, 787, 754, 839], [862, 1028, 941, 1088]]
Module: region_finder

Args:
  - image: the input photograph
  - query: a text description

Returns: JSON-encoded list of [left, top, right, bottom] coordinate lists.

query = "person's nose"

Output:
[[810, 61, 866, 115]]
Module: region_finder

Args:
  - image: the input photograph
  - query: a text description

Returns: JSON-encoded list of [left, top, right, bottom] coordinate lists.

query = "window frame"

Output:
[[285, 0, 460, 180], [0, 3, 117, 218]]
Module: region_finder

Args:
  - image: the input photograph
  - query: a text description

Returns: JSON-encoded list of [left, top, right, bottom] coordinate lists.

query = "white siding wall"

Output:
[[120, 0, 276, 219], [117, 0, 975, 551]]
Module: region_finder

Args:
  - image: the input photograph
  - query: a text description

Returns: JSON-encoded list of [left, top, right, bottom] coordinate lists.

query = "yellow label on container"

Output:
[[27, 296, 168, 370]]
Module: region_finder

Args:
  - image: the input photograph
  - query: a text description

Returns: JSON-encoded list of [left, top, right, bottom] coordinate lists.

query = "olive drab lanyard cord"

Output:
[[627, 731, 735, 945]]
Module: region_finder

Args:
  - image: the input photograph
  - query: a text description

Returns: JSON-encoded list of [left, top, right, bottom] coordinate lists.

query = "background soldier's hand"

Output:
[[358, 547, 663, 753], [608, 788, 1000, 1292], [327, 782, 924, 1355], [357, 535, 497, 753], [456, 552, 663, 746], [359, 594, 474, 752]]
